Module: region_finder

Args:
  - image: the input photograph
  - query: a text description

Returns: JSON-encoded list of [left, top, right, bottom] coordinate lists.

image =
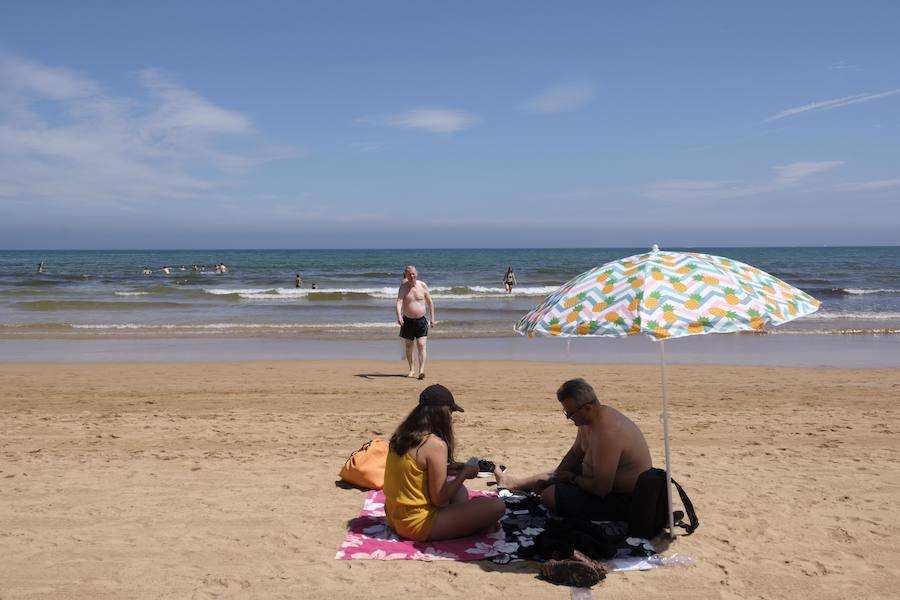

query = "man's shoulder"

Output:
[[587, 414, 627, 443]]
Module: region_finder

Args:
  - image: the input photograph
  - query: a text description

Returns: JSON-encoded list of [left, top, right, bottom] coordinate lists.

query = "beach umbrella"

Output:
[[514, 245, 820, 538]]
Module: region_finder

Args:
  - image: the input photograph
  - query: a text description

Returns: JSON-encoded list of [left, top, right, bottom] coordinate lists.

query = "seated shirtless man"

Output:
[[495, 378, 652, 520]]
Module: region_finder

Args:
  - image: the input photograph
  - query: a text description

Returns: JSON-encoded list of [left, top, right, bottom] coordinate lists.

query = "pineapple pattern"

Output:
[[514, 248, 820, 341]]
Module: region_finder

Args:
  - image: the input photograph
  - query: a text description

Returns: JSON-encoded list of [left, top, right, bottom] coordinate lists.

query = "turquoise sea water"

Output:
[[1, 247, 898, 338]]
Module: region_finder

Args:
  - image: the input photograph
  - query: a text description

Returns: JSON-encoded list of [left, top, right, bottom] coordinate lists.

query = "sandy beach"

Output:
[[2, 359, 898, 599]]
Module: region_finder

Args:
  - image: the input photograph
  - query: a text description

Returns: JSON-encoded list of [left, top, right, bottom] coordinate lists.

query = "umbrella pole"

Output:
[[659, 339, 675, 539]]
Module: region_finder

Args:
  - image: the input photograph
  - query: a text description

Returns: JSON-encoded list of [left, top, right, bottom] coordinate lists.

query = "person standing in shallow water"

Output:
[[295, 274, 302, 288], [396, 265, 436, 379], [503, 266, 517, 293]]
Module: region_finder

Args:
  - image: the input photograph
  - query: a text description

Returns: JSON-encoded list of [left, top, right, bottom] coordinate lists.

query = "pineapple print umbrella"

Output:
[[515, 245, 820, 340], [515, 245, 820, 537]]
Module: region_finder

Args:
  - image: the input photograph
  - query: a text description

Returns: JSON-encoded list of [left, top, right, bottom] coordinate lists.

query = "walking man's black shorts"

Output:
[[400, 316, 429, 340]]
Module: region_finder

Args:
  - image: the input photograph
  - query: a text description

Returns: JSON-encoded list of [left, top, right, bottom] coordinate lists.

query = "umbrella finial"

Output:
[[651, 244, 659, 253]]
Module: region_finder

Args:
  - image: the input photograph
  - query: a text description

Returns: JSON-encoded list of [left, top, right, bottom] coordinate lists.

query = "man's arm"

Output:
[[396, 288, 404, 326], [423, 284, 436, 325], [553, 429, 587, 484], [572, 435, 620, 497], [555, 435, 585, 474]]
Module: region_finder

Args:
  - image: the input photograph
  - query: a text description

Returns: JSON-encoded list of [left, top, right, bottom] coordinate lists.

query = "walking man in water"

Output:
[[396, 265, 436, 379]]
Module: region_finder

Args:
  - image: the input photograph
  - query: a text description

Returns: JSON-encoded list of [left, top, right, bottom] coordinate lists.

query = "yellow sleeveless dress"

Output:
[[382, 449, 438, 541]]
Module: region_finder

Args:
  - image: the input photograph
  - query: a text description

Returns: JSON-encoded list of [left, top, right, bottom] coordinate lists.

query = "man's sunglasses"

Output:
[[562, 402, 594, 419]]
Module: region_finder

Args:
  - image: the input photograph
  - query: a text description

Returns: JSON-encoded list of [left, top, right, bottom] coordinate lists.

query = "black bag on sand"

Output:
[[628, 467, 699, 539], [532, 519, 618, 561]]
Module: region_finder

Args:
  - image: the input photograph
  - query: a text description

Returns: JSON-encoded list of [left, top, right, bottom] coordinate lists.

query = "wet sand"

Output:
[[1, 360, 898, 599], [3, 333, 900, 367]]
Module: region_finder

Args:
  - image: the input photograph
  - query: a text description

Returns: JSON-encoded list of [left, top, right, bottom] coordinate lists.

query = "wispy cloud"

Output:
[[349, 141, 384, 153], [139, 68, 252, 135], [0, 55, 291, 206], [830, 60, 857, 71], [643, 161, 843, 202], [772, 161, 844, 183], [371, 107, 477, 133], [763, 88, 900, 122], [833, 178, 900, 192], [524, 80, 597, 114]]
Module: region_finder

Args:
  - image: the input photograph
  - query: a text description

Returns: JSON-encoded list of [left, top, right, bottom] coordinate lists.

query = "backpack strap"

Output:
[[670, 478, 699, 535]]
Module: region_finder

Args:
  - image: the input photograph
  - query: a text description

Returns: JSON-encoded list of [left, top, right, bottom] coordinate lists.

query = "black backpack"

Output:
[[628, 467, 699, 539]]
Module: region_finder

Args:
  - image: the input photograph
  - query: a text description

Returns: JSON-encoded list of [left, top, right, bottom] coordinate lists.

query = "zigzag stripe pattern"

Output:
[[514, 249, 821, 340]]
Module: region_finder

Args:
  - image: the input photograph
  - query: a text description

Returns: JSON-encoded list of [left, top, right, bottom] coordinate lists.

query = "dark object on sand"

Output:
[[476, 459, 506, 477], [628, 467, 699, 539], [538, 558, 606, 587], [532, 518, 618, 561]]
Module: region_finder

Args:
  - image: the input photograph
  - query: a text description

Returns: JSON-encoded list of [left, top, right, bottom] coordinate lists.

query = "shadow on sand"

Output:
[[334, 479, 372, 491], [354, 373, 410, 380]]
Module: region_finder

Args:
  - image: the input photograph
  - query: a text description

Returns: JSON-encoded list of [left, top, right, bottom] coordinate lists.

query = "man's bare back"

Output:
[[577, 405, 652, 494]]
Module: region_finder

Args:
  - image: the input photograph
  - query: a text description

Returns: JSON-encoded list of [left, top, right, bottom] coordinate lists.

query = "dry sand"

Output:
[[1, 360, 898, 599]]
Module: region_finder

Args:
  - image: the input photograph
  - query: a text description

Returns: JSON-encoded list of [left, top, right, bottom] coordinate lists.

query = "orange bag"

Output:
[[339, 439, 389, 490]]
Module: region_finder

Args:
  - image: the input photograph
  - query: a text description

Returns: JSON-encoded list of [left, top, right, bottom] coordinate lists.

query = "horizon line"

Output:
[[2, 244, 899, 252]]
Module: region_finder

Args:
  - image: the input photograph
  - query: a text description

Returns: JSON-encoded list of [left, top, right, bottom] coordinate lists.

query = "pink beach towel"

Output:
[[335, 489, 516, 561]]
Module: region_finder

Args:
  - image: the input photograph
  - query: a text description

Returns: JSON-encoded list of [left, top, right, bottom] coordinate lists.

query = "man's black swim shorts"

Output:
[[400, 315, 429, 340]]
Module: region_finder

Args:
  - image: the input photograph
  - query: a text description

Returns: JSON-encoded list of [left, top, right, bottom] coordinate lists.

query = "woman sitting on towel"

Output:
[[383, 384, 506, 541]]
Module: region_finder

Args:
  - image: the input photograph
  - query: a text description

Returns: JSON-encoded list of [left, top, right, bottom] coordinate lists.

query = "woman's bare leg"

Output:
[[450, 483, 468, 504], [427, 496, 506, 541]]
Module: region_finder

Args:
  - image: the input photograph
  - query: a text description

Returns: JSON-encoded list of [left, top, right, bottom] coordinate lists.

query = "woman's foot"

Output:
[[406, 370, 417, 378], [417, 371, 426, 380]]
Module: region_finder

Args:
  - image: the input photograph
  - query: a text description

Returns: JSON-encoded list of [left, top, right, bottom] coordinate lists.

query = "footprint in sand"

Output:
[[192, 576, 250, 599]]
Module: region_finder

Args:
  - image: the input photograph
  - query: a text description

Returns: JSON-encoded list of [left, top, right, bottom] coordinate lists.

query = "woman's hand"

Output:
[[460, 463, 479, 480]]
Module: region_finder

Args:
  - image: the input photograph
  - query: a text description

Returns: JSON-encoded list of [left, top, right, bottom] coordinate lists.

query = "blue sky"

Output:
[[1, 1, 898, 248]]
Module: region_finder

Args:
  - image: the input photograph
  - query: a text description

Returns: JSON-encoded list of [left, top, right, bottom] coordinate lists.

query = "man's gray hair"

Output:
[[556, 378, 599, 406]]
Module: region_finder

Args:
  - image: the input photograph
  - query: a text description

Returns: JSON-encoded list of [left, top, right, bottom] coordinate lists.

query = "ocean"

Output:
[[1, 247, 899, 339]]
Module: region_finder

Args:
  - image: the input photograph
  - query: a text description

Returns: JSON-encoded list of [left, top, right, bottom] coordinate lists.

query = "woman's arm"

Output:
[[423, 437, 475, 507]]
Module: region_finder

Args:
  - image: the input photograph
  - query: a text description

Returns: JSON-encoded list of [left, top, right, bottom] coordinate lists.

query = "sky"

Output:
[[1, 1, 899, 249]]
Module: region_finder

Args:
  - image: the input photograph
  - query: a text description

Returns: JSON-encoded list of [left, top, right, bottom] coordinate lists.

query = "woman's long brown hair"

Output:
[[389, 404, 454, 463]]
